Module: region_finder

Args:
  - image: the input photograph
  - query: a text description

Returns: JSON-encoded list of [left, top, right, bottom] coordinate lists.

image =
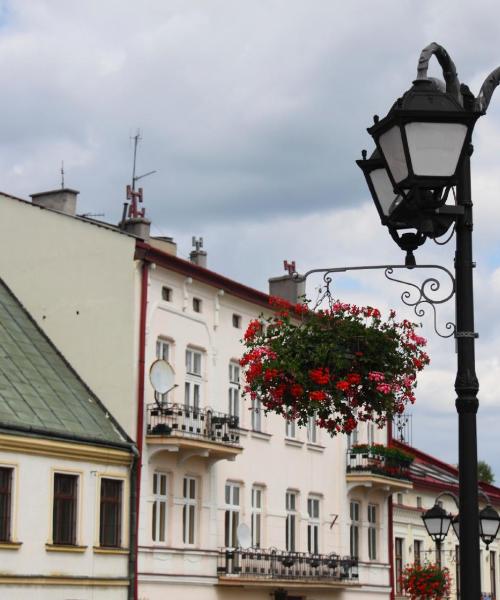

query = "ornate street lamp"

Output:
[[359, 42, 500, 599], [479, 504, 500, 549], [422, 503, 452, 543]]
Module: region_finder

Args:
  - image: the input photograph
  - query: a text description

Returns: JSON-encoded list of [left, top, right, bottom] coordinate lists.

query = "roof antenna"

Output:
[[121, 130, 157, 226], [60, 161, 65, 189]]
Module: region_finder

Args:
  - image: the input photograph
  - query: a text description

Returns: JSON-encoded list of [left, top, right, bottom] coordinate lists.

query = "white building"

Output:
[[0, 187, 415, 599], [391, 441, 500, 599], [0, 275, 136, 600]]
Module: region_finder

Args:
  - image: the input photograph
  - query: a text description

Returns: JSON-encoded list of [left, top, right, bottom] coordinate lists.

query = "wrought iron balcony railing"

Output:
[[346, 445, 413, 480], [146, 402, 240, 445], [217, 548, 358, 582]]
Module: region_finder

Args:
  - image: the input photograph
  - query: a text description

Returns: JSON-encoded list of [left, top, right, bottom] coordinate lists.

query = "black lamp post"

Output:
[[359, 42, 500, 599]]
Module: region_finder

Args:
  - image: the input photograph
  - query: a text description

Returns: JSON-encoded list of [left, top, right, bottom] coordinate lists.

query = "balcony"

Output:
[[217, 548, 359, 591], [146, 403, 242, 462], [346, 444, 413, 493]]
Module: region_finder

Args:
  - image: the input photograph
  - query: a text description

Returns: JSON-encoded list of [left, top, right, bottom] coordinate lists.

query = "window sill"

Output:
[[306, 442, 325, 453], [93, 546, 129, 555], [250, 431, 272, 441], [0, 541, 22, 550], [285, 438, 304, 448], [46, 544, 87, 553]]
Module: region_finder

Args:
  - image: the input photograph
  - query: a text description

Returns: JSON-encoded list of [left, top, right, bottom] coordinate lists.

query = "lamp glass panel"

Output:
[[369, 168, 398, 216], [424, 516, 445, 536], [379, 126, 408, 183], [405, 122, 467, 177], [480, 516, 500, 538]]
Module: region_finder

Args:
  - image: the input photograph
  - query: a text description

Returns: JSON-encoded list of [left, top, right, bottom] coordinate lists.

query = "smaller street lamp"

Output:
[[479, 504, 500, 549]]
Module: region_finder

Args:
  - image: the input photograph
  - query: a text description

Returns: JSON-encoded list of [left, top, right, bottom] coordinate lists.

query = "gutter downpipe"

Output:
[[133, 260, 149, 600], [388, 420, 395, 600]]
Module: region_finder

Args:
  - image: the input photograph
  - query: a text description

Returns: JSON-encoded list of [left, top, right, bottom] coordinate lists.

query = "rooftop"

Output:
[[0, 277, 131, 448]]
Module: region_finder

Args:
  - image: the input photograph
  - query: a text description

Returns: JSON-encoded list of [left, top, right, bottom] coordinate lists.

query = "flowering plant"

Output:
[[350, 443, 414, 465], [401, 563, 451, 599], [241, 296, 429, 436]]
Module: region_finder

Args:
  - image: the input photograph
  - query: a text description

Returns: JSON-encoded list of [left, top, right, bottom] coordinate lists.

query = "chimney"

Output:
[[190, 236, 207, 268], [150, 236, 177, 256], [268, 260, 305, 304], [31, 188, 79, 216], [121, 217, 151, 241]]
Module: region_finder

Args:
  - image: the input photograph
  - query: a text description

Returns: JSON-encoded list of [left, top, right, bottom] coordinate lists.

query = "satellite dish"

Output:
[[149, 359, 175, 394], [236, 523, 251, 548]]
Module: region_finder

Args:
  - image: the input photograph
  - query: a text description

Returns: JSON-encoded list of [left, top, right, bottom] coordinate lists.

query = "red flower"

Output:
[[346, 373, 361, 385], [291, 384, 304, 398], [336, 380, 350, 392], [309, 390, 326, 402], [309, 368, 330, 385]]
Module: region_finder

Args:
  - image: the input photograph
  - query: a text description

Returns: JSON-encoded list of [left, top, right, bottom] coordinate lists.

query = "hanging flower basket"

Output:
[[241, 296, 429, 436], [401, 563, 451, 599]]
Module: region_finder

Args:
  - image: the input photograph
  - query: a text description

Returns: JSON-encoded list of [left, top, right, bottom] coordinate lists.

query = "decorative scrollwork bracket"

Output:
[[294, 263, 456, 339]]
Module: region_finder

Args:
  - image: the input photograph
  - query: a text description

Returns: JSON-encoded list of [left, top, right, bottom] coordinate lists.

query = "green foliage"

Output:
[[478, 460, 495, 484]]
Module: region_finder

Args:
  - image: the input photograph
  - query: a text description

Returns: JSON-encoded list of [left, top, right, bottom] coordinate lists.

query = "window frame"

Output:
[[228, 362, 240, 419], [182, 476, 197, 545], [349, 500, 360, 558], [285, 418, 296, 439], [0, 466, 14, 542], [192, 297, 202, 313], [224, 482, 240, 548], [52, 471, 79, 546], [368, 503, 377, 560], [307, 414, 317, 444], [185, 349, 203, 411], [232, 314, 242, 329], [286, 490, 298, 552], [161, 286, 172, 302], [152, 472, 168, 544], [307, 496, 320, 554], [251, 397, 262, 432], [395, 537, 404, 594], [99, 477, 124, 548], [251, 486, 263, 548]]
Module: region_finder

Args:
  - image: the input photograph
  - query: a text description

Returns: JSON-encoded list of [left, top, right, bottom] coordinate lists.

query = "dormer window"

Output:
[[162, 287, 172, 302]]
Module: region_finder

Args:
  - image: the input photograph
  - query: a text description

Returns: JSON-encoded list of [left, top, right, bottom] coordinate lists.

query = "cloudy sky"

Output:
[[2, 0, 500, 477]]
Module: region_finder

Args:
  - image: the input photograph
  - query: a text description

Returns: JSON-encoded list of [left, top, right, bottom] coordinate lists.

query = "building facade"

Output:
[[391, 441, 500, 599], [0, 277, 136, 599], [0, 188, 417, 599]]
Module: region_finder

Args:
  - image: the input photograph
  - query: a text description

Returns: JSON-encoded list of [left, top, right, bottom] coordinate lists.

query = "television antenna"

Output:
[[131, 130, 157, 191]]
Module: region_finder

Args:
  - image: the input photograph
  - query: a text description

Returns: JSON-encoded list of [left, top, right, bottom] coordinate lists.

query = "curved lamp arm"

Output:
[[416, 42, 461, 102], [434, 491, 460, 509], [476, 66, 500, 113]]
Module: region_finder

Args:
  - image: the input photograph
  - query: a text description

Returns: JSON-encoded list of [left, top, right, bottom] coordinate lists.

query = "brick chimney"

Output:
[[31, 188, 79, 216], [268, 260, 305, 304], [190, 236, 207, 268]]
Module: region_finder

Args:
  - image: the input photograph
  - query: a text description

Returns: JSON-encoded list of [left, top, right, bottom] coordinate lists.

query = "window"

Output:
[[232, 314, 241, 328], [350, 500, 360, 558], [307, 414, 317, 443], [193, 297, 202, 313], [155, 339, 171, 403], [285, 418, 296, 439], [251, 487, 263, 548], [395, 537, 404, 594], [307, 497, 320, 554], [0, 467, 13, 542], [368, 504, 377, 560], [396, 493, 403, 505], [286, 491, 298, 552], [229, 363, 240, 419], [182, 477, 197, 545], [414, 539, 422, 566], [416, 496, 422, 508], [224, 483, 240, 548], [152, 473, 167, 543], [161, 286, 172, 302], [367, 422, 375, 445], [156, 338, 170, 361], [347, 426, 359, 449], [185, 349, 202, 411], [53, 473, 78, 545], [251, 397, 262, 432], [100, 478, 123, 548]]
